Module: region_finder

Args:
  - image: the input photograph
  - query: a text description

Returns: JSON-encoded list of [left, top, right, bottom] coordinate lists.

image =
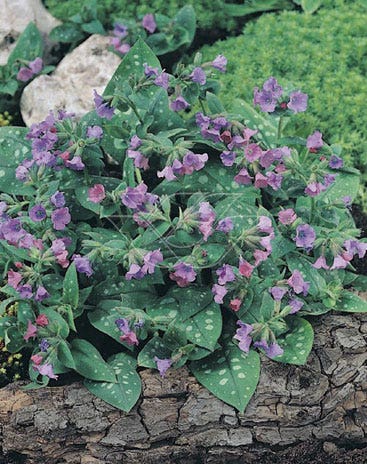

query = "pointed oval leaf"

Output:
[[274, 317, 314, 365], [70, 339, 116, 382], [335, 291, 367, 313], [191, 345, 260, 412], [84, 352, 141, 412]]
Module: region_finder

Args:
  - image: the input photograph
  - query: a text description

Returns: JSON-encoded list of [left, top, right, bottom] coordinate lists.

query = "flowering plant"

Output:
[[0, 39, 365, 412]]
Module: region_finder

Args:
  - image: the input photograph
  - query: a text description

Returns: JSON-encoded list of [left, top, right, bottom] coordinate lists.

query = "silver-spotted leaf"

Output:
[[191, 345, 260, 412], [274, 317, 314, 365]]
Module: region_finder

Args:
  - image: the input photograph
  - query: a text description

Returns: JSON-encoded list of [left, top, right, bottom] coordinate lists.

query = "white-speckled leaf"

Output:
[[191, 345, 260, 412], [275, 317, 314, 365], [85, 352, 141, 412], [335, 291, 367, 313]]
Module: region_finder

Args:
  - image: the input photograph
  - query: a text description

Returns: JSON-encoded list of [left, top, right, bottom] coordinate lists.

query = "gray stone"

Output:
[[0, 0, 60, 65], [21, 34, 121, 126]]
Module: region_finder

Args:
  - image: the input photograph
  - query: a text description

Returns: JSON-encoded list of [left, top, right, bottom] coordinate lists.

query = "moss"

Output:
[[44, 0, 293, 32], [200, 1, 367, 175]]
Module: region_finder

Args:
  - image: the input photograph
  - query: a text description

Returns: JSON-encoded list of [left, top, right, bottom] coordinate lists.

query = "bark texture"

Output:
[[0, 312, 366, 464]]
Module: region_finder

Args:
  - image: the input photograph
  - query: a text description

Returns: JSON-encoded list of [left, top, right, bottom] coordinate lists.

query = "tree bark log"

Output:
[[0, 312, 366, 464]]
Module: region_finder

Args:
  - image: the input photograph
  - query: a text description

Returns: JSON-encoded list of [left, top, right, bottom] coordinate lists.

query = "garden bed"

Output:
[[1, 311, 366, 464]]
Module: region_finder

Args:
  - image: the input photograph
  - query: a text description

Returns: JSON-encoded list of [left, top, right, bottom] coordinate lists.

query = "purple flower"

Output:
[[312, 255, 330, 270], [329, 155, 343, 169], [34, 363, 58, 379], [29, 57, 43, 74], [170, 96, 190, 112], [88, 184, 106, 203], [87, 125, 103, 139], [113, 23, 128, 38], [244, 143, 263, 162], [253, 88, 277, 113], [258, 216, 273, 234], [51, 207, 71, 231], [93, 90, 115, 120], [260, 147, 290, 168], [254, 173, 269, 189], [306, 131, 323, 151], [154, 72, 169, 90], [295, 224, 316, 250], [130, 135, 142, 149], [287, 270, 310, 296], [142, 249, 163, 274], [289, 299, 304, 314], [182, 152, 208, 174], [278, 208, 297, 225], [212, 54, 227, 72], [142, 13, 156, 33], [72, 254, 93, 277], [169, 262, 196, 287], [220, 151, 236, 167], [212, 284, 228, 304], [270, 286, 287, 301], [254, 340, 284, 358], [330, 254, 350, 270], [198, 202, 216, 241], [127, 149, 149, 170], [216, 264, 236, 285], [287, 91, 308, 113], [266, 172, 283, 190], [344, 239, 367, 259], [233, 321, 253, 353], [125, 263, 146, 280], [1, 218, 25, 243], [29, 204, 47, 222], [234, 168, 253, 185], [35, 286, 50, 302], [190, 67, 206, 85], [50, 191, 65, 208], [157, 166, 177, 181], [121, 182, 157, 211], [216, 217, 234, 233], [323, 174, 336, 187], [263, 77, 283, 98], [144, 63, 159, 77], [115, 318, 130, 332], [65, 156, 85, 171], [115, 318, 139, 345], [304, 182, 326, 197], [154, 356, 172, 378], [39, 339, 50, 352], [17, 67, 34, 82]]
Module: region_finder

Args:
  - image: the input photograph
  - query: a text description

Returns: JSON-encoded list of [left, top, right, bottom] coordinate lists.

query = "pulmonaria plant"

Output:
[[0, 40, 366, 414]]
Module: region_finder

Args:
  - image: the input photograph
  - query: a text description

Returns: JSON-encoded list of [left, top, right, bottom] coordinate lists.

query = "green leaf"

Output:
[[70, 338, 116, 382], [49, 23, 85, 43], [81, 19, 105, 34], [84, 352, 141, 412], [16, 301, 34, 325], [335, 291, 367, 313], [231, 99, 278, 148], [301, 0, 322, 14], [275, 317, 314, 365], [63, 263, 79, 309], [137, 336, 171, 368], [174, 5, 196, 44], [319, 169, 360, 202], [57, 340, 76, 370], [7, 23, 43, 66], [41, 308, 70, 338], [206, 91, 225, 114], [191, 345, 260, 412], [104, 39, 161, 97], [5, 326, 26, 353]]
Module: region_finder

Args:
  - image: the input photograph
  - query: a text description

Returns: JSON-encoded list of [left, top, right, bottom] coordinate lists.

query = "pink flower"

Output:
[[88, 184, 106, 203], [36, 314, 49, 327], [34, 363, 58, 379], [120, 331, 139, 346], [7, 270, 23, 289], [239, 257, 254, 278], [23, 320, 38, 341], [31, 354, 43, 365], [229, 298, 242, 312], [278, 208, 297, 225], [312, 256, 329, 270]]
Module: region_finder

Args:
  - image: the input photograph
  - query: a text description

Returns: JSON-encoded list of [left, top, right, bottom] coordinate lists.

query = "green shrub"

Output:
[[200, 1, 367, 184], [44, 0, 293, 32]]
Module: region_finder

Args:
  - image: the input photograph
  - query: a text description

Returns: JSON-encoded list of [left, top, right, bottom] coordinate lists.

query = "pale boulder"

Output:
[[21, 34, 121, 126], [0, 0, 60, 65]]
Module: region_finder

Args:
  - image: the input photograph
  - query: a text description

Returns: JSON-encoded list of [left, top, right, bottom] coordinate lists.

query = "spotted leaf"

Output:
[[191, 345, 260, 412], [274, 317, 314, 365]]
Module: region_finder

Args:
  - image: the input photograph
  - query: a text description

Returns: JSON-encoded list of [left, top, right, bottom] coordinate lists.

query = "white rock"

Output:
[[0, 0, 60, 65], [21, 34, 121, 126]]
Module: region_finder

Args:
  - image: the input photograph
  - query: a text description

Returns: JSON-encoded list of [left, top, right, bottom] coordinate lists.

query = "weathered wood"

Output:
[[0, 312, 366, 463]]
